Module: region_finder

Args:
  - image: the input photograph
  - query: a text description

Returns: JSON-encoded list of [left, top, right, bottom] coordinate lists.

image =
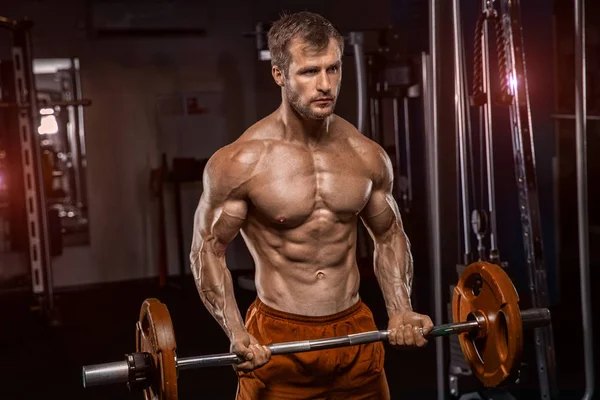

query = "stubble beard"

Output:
[[285, 83, 337, 121]]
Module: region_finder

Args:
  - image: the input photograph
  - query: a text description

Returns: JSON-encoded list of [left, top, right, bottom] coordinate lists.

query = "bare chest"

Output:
[[248, 145, 372, 226]]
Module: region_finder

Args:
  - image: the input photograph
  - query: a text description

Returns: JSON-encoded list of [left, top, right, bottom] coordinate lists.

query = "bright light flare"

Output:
[[509, 73, 518, 91], [38, 115, 58, 135]]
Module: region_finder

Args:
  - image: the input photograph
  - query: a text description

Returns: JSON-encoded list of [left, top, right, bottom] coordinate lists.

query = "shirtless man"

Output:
[[190, 11, 434, 399]]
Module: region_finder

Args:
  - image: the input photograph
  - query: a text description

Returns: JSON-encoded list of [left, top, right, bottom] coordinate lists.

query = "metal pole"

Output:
[[178, 321, 480, 370], [179, 308, 551, 370], [427, 0, 444, 398], [422, 53, 432, 155], [574, 0, 595, 398], [551, 113, 600, 120], [392, 97, 403, 199], [460, 17, 475, 215], [403, 97, 413, 204], [72, 58, 88, 210], [481, 0, 499, 261], [369, 97, 378, 140], [451, 0, 471, 263], [82, 322, 485, 387], [498, 1, 558, 397], [349, 32, 368, 134], [422, 50, 443, 399]]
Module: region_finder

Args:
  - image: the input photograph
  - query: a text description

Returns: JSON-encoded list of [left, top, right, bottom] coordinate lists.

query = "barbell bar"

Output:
[[82, 307, 550, 389], [80, 262, 553, 398]]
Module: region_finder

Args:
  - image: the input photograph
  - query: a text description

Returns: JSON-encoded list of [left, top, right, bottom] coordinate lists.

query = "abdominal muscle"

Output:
[[241, 217, 362, 317]]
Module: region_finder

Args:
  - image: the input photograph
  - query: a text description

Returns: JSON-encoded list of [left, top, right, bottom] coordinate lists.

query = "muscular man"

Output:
[[190, 11, 434, 399]]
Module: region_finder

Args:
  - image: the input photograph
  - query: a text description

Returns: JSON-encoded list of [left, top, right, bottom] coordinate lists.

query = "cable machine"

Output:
[[441, 0, 586, 398]]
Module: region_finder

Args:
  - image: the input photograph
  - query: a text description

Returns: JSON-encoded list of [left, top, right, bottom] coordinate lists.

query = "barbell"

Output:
[[81, 262, 552, 399]]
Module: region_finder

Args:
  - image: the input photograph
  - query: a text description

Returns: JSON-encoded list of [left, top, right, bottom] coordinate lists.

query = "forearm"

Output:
[[190, 244, 246, 341], [373, 228, 414, 317]]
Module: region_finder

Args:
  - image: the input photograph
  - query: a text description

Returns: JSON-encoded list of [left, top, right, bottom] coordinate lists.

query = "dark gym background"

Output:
[[0, 0, 598, 399]]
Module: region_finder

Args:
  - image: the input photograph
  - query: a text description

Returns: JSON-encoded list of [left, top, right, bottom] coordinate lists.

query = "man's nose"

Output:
[[316, 71, 331, 93]]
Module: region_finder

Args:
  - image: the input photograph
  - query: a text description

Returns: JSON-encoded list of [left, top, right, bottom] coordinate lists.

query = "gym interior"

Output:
[[0, 0, 598, 399]]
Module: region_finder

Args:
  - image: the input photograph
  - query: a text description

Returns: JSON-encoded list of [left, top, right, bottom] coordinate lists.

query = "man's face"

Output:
[[280, 37, 342, 120]]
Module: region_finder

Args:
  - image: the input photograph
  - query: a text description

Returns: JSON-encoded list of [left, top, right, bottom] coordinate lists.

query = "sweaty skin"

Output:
[[190, 37, 433, 372]]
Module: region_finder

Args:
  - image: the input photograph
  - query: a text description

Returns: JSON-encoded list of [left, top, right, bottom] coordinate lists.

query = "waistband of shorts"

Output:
[[252, 297, 364, 324]]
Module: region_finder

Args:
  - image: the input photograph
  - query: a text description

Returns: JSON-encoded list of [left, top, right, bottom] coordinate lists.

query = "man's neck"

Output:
[[278, 101, 333, 146]]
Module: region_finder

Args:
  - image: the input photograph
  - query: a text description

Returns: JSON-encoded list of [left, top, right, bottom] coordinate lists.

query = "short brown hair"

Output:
[[267, 11, 344, 76]]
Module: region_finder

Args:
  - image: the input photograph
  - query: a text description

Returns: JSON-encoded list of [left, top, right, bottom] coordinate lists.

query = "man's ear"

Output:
[[272, 65, 285, 87]]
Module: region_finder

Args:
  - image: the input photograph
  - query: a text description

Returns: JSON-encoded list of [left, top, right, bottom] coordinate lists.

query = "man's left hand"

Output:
[[387, 310, 434, 348]]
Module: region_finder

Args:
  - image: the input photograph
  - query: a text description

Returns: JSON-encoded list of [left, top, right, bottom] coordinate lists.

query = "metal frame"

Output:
[[3, 18, 54, 311], [479, 0, 500, 262], [498, 0, 557, 397], [70, 57, 88, 211], [573, 0, 595, 398], [348, 32, 368, 134], [426, 0, 444, 398], [392, 97, 403, 199], [451, 0, 472, 266], [402, 96, 413, 206]]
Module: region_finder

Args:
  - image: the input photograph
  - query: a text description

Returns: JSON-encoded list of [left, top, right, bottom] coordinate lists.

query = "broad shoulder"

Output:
[[335, 117, 392, 184], [205, 111, 283, 177], [208, 112, 279, 166], [203, 137, 266, 197]]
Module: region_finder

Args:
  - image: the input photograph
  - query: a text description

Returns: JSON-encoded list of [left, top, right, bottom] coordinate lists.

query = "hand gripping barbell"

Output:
[[81, 262, 552, 399]]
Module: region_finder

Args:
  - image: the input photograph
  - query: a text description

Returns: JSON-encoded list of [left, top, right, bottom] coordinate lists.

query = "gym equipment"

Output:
[[453, 262, 524, 387], [447, 0, 561, 397], [81, 262, 551, 399], [1, 16, 92, 325]]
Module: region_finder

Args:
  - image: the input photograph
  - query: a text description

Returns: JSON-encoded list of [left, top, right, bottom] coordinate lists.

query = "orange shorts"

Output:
[[236, 298, 390, 400]]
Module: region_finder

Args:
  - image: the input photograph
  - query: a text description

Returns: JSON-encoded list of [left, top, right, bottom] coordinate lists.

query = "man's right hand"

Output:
[[230, 331, 272, 372]]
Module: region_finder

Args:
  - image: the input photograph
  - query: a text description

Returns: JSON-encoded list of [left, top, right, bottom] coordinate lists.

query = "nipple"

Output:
[[278, 217, 286, 224]]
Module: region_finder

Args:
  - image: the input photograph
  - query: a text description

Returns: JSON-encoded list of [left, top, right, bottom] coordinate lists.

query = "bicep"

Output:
[[359, 144, 404, 241], [192, 190, 248, 256], [360, 188, 402, 242], [199, 195, 247, 244], [191, 156, 249, 256]]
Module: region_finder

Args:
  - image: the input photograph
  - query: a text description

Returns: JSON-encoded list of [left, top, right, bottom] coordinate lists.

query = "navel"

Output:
[[316, 271, 325, 280]]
